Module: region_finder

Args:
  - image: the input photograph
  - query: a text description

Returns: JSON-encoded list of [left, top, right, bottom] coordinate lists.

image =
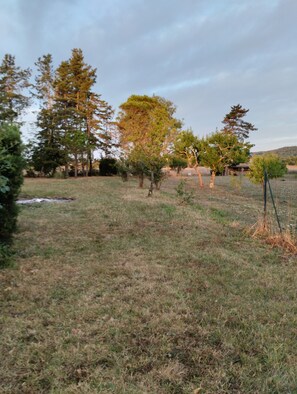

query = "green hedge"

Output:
[[0, 124, 24, 266]]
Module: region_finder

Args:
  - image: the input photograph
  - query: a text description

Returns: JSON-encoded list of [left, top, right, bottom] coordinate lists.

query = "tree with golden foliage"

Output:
[[118, 95, 182, 191]]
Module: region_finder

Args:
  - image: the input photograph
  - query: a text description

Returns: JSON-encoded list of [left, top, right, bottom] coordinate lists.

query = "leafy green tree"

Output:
[[173, 129, 197, 166], [173, 129, 204, 187], [118, 95, 181, 190], [0, 124, 24, 265], [0, 54, 31, 124], [168, 155, 187, 174], [248, 154, 287, 185], [146, 155, 167, 192], [201, 131, 251, 188], [222, 104, 257, 141]]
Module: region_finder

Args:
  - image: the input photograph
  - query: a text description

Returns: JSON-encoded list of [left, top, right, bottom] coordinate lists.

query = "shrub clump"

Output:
[[0, 124, 24, 266], [99, 157, 117, 176], [248, 153, 287, 184]]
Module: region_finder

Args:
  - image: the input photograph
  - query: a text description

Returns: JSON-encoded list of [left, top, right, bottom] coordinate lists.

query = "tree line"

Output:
[[117, 98, 257, 190], [0, 48, 259, 187], [0, 50, 115, 177]]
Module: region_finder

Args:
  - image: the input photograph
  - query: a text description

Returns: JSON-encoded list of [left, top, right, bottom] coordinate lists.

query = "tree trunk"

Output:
[[81, 154, 86, 176], [121, 172, 128, 182], [148, 171, 154, 197], [65, 163, 69, 178], [195, 166, 204, 188], [85, 157, 89, 177], [74, 153, 78, 178], [138, 173, 144, 188], [209, 171, 216, 188], [154, 181, 160, 190], [88, 152, 93, 176]]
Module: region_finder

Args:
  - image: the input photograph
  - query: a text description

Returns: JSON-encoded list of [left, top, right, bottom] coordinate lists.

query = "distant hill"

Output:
[[253, 146, 297, 158]]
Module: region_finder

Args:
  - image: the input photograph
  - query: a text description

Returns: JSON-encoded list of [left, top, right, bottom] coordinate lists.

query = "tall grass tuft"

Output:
[[248, 217, 297, 255]]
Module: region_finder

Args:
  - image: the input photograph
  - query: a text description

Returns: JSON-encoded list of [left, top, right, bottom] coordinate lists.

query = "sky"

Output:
[[0, 0, 296, 151]]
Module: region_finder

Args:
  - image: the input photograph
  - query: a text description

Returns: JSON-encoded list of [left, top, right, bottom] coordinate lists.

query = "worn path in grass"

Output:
[[0, 177, 297, 393]]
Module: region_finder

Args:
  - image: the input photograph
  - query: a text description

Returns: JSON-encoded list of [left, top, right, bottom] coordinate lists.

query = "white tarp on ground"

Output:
[[17, 198, 73, 204]]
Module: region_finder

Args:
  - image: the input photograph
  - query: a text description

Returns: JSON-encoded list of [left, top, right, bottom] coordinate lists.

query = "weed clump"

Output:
[[175, 180, 194, 205], [248, 218, 297, 255]]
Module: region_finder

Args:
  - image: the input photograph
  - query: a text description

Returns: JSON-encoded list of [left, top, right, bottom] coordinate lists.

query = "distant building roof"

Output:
[[229, 163, 250, 170]]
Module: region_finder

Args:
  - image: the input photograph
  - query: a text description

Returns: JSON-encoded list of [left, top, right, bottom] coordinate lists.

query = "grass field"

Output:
[[0, 174, 297, 393]]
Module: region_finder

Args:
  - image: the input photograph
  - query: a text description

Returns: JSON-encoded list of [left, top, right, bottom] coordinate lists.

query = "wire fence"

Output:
[[173, 168, 297, 238]]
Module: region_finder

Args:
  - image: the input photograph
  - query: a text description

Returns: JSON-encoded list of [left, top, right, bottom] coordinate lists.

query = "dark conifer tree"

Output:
[[0, 54, 31, 125], [53, 50, 93, 176], [29, 49, 115, 176], [86, 95, 115, 162], [31, 54, 66, 175], [53, 49, 115, 176], [222, 104, 257, 141]]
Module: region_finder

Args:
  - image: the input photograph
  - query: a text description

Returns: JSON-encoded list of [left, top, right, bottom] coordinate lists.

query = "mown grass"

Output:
[[0, 175, 296, 393]]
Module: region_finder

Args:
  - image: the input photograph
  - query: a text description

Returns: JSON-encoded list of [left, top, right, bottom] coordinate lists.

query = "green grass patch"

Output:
[[209, 207, 230, 224]]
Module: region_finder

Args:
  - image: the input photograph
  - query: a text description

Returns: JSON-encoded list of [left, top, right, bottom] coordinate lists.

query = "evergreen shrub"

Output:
[[99, 157, 117, 176], [0, 124, 24, 266]]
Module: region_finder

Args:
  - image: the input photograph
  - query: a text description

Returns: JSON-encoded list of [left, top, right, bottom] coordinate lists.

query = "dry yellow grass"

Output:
[[0, 175, 297, 393], [248, 217, 297, 255]]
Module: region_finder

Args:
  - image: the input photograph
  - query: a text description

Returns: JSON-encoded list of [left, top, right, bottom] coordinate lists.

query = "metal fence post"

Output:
[[264, 169, 268, 227], [267, 176, 282, 234]]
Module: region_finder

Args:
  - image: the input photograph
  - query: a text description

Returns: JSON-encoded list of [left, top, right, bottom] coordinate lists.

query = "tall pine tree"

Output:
[[222, 104, 257, 141], [0, 54, 31, 125], [86, 94, 115, 163], [31, 54, 66, 175], [29, 49, 115, 177], [53, 49, 114, 176]]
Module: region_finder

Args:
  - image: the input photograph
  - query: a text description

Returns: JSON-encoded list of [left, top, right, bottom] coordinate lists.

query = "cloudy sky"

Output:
[[1, 0, 296, 150]]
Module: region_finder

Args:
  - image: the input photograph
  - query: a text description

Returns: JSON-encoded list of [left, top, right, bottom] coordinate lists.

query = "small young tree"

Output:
[[0, 124, 24, 265], [248, 154, 287, 185], [248, 154, 287, 230], [144, 155, 167, 195]]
